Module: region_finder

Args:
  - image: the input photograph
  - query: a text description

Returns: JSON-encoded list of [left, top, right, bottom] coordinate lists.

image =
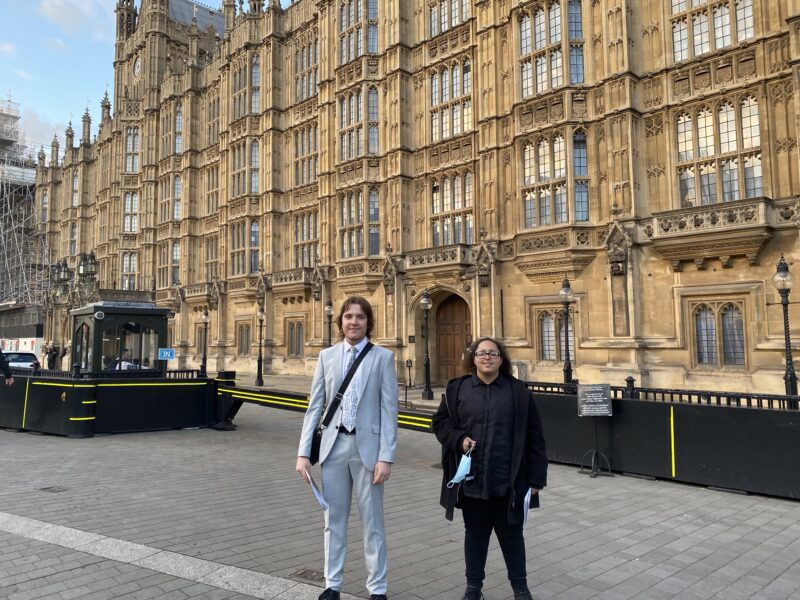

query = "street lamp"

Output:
[[256, 310, 265, 387], [558, 275, 576, 385], [773, 255, 797, 397], [199, 308, 209, 378], [325, 300, 334, 348], [420, 289, 433, 400]]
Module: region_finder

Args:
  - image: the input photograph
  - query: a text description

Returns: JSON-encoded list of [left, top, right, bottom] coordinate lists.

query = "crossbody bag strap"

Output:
[[319, 342, 374, 430]]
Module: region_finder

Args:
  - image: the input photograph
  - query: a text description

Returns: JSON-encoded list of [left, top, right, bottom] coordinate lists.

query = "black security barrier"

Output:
[[0, 370, 219, 437]]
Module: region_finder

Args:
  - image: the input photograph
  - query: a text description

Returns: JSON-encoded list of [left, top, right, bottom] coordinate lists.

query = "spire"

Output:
[[50, 134, 59, 167], [81, 107, 91, 145], [65, 122, 74, 149], [101, 91, 111, 123], [37, 146, 46, 167]]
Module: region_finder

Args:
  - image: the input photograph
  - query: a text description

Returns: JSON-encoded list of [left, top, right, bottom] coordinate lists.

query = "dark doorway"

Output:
[[436, 295, 472, 383]]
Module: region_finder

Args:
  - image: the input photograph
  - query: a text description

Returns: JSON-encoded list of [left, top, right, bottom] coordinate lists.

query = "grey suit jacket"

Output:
[[298, 341, 398, 470]]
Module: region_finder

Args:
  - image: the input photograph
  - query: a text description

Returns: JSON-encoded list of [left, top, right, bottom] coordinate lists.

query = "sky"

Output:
[[0, 0, 291, 158]]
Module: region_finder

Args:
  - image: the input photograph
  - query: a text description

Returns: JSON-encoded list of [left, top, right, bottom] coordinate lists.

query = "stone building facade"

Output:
[[36, 0, 800, 393]]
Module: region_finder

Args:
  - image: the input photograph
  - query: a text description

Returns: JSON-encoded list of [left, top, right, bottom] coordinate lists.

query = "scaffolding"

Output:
[[0, 98, 49, 305]]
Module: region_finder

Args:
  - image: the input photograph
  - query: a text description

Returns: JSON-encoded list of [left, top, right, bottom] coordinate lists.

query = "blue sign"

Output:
[[158, 348, 175, 361]]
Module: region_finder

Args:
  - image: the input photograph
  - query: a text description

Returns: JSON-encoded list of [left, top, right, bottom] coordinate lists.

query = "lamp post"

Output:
[[256, 310, 265, 386], [558, 275, 576, 385], [773, 255, 797, 398], [325, 300, 334, 348], [199, 308, 209, 378], [420, 289, 433, 400]]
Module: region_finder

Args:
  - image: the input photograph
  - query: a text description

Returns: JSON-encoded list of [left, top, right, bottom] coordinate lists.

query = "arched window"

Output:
[[718, 102, 737, 153], [251, 55, 261, 113], [553, 135, 565, 178], [695, 306, 717, 365], [125, 127, 140, 172], [368, 87, 379, 154], [41, 191, 48, 223], [523, 143, 535, 185], [368, 189, 380, 255], [537, 139, 550, 181], [676, 113, 693, 161], [250, 140, 259, 193], [173, 176, 182, 220], [72, 173, 79, 207], [174, 104, 183, 154], [697, 108, 714, 157], [741, 96, 760, 148], [171, 242, 180, 285], [69, 222, 77, 255], [463, 60, 471, 94], [520, 13, 531, 54], [249, 220, 259, 274], [721, 304, 744, 365]]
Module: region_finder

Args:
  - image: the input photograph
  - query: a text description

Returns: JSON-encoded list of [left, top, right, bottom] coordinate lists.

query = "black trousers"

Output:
[[460, 495, 527, 590]]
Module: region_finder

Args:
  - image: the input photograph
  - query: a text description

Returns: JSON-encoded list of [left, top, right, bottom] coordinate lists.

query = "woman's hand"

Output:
[[296, 456, 311, 483], [462, 436, 477, 453]]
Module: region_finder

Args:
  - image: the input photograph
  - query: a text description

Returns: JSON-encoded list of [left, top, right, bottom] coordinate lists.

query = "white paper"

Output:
[[523, 488, 532, 526], [305, 468, 329, 511]]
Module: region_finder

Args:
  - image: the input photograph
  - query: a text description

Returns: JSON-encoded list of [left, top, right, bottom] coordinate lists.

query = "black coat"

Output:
[[432, 374, 547, 523], [0, 350, 11, 379]]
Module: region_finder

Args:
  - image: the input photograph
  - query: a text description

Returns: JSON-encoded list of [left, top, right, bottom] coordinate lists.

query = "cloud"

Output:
[[0, 42, 15, 57], [19, 108, 67, 151], [37, 0, 115, 42], [45, 37, 68, 52], [15, 70, 32, 80]]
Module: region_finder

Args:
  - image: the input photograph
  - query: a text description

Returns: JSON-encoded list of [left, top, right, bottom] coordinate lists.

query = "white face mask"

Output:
[[447, 448, 473, 488]]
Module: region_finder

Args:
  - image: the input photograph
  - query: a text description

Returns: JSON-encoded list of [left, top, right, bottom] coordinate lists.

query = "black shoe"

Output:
[[462, 586, 484, 600], [513, 587, 534, 600], [370, 595, 388, 600], [318, 589, 340, 600]]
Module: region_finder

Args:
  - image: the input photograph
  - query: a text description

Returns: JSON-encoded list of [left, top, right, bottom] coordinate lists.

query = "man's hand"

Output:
[[462, 436, 476, 453], [4, 377, 13, 387], [372, 460, 391, 484], [296, 456, 311, 483]]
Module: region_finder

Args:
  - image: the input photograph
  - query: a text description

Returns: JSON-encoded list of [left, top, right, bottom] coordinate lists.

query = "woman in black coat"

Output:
[[433, 337, 547, 600]]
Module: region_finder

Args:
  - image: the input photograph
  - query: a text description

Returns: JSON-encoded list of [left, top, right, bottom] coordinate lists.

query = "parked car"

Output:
[[4, 352, 40, 370]]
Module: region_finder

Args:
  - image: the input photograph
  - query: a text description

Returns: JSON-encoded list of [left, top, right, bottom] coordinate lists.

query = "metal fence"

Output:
[[525, 376, 800, 411], [11, 368, 202, 380]]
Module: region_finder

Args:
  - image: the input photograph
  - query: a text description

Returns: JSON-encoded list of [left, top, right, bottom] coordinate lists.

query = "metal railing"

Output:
[[12, 368, 203, 380], [525, 376, 800, 411]]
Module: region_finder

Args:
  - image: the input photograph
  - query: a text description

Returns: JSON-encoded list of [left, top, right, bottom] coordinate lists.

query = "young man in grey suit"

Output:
[[296, 296, 399, 600]]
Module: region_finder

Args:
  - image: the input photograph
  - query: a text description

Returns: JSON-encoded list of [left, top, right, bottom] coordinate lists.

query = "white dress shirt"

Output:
[[340, 337, 368, 431]]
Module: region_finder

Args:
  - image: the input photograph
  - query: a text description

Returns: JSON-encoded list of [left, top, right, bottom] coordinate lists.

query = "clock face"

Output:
[[133, 57, 141, 76]]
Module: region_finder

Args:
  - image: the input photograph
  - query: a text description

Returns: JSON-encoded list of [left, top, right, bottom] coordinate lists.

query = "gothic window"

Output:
[[368, 188, 380, 255], [430, 59, 472, 142], [230, 220, 247, 276], [205, 235, 218, 282], [158, 242, 168, 288], [537, 309, 574, 362], [251, 55, 261, 113], [287, 320, 304, 357], [231, 141, 246, 197], [123, 192, 138, 233], [430, 171, 474, 247], [249, 220, 259, 274], [339, 0, 377, 65], [519, 2, 581, 97], [294, 209, 319, 268], [121, 252, 138, 291], [250, 140, 259, 194], [232, 61, 247, 120], [237, 323, 251, 356], [174, 104, 183, 154], [691, 301, 746, 369], [206, 93, 220, 146], [171, 242, 180, 285], [72, 173, 79, 207], [675, 96, 762, 206], [125, 127, 139, 172], [339, 190, 364, 258], [521, 132, 586, 229], [294, 38, 318, 102], [69, 222, 77, 255], [41, 191, 48, 223], [338, 89, 363, 161], [368, 87, 379, 154], [430, 0, 470, 37], [294, 123, 318, 185], [173, 175, 182, 220], [205, 164, 219, 215], [671, 0, 754, 62]]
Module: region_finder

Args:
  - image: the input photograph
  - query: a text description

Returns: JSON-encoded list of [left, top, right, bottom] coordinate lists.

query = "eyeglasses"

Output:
[[474, 350, 501, 359]]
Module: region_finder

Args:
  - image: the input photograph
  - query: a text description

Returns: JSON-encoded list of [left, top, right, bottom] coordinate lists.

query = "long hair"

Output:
[[335, 295, 375, 339], [461, 336, 514, 379]]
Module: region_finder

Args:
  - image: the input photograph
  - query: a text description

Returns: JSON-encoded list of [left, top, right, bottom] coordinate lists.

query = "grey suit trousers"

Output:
[[322, 431, 387, 594]]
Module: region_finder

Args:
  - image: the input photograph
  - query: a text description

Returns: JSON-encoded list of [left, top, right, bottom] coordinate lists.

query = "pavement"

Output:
[[2, 385, 800, 599]]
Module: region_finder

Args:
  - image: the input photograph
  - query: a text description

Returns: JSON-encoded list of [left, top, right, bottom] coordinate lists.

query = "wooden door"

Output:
[[435, 296, 471, 383]]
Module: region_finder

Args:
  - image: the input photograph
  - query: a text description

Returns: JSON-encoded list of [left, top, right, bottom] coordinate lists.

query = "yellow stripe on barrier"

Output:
[[22, 378, 30, 429], [82, 400, 97, 405], [96, 382, 208, 387], [397, 414, 432, 424], [399, 419, 431, 428], [69, 417, 96, 421], [229, 394, 308, 409], [32, 382, 96, 388], [670, 406, 676, 478], [226, 390, 307, 404]]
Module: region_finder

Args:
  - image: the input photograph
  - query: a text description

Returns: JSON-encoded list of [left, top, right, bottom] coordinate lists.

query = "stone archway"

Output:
[[435, 295, 472, 383]]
